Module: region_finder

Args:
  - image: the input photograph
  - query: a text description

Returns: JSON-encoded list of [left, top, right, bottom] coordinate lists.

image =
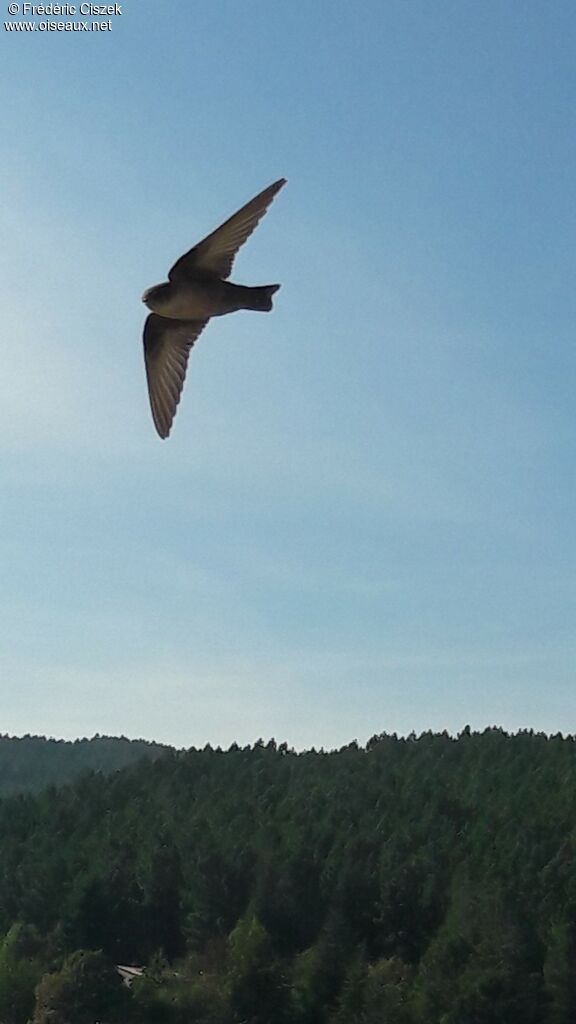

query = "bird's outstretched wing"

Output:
[[143, 314, 209, 439], [169, 178, 286, 283]]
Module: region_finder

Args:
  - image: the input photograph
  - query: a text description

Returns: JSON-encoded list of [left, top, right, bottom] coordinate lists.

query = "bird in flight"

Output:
[[142, 178, 286, 439]]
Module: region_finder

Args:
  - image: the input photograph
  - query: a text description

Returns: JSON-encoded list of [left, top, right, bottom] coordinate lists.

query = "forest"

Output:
[[0, 734, 170, 795], [0, 727, 576, 1023]]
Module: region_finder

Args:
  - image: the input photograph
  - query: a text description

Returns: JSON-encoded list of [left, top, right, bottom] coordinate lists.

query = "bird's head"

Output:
[[142, 282, 170, 312]]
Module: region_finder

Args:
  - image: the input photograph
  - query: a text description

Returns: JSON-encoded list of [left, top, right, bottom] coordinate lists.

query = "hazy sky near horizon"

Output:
[[1, 1, 575, 749]]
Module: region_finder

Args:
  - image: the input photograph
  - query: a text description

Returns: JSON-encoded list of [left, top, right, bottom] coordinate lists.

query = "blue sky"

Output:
[[1, 0, 575, 748]]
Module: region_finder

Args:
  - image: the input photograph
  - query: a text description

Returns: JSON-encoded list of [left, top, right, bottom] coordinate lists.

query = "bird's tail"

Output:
[[245, 284, 281, 312]]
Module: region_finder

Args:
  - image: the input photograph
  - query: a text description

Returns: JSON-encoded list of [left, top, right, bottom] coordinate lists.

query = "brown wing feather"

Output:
[[168, 178, 286, 282], [143, 314, 209, 439]]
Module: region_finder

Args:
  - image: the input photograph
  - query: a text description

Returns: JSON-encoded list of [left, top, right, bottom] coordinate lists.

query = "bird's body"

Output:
[[141, 178, 286, 439], [143, 278, 279, 321]]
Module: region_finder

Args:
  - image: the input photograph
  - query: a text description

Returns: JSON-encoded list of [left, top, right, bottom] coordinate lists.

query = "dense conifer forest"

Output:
[[0, 734, 171, 795], [1, 728, 576, 1022]]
